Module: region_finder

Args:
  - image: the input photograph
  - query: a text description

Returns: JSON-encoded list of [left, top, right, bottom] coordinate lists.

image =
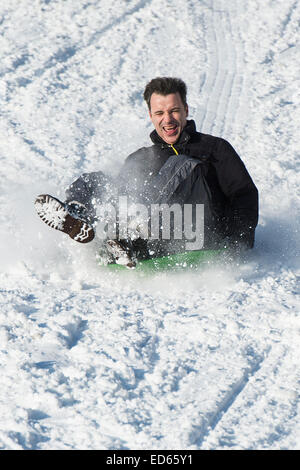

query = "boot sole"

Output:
[[34, 194, 95, 243]]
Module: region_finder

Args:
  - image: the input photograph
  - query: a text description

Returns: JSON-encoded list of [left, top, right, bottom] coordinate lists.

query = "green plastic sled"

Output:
[[105, 249, 226, 273]]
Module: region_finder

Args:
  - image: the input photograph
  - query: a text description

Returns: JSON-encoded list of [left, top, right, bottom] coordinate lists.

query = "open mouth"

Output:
[[163, 124, 178, 136]]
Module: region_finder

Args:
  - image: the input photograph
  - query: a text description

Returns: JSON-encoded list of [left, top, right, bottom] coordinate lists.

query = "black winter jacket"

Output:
[[120, 120, 259, 249]]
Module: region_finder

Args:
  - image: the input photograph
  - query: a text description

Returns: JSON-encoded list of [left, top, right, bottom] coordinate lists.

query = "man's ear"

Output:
[[185, 104, 189, 117]]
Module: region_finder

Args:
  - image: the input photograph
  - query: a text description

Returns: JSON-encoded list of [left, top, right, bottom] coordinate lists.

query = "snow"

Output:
[[0, 0, 299, 450]]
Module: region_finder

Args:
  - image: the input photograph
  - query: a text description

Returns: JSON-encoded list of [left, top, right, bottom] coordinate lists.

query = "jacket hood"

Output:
[[150, 119, 197, 146]]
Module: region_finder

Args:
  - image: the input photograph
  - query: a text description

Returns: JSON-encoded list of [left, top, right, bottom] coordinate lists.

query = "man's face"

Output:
[[149, 92, 188, 145]]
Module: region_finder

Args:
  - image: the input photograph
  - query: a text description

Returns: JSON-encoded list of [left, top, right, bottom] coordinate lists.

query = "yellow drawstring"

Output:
[[170, 144, 178, 155]]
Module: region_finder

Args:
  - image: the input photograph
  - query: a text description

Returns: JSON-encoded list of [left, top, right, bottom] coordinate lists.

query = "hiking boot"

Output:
[[34, 194, 95, 243], [106, 239, 136, 268]]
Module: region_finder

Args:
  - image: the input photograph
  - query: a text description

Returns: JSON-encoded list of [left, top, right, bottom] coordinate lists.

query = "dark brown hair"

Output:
[[143, 77, 187, 110]]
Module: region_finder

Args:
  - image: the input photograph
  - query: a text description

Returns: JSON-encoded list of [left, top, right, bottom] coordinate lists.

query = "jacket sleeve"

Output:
[[212, 138, 259, 249]]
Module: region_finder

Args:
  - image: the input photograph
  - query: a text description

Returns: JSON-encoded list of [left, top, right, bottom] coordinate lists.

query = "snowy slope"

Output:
[[0, 0, 299, 450]]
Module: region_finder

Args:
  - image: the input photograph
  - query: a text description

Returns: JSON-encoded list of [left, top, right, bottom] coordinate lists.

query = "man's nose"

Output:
[[164, 112, 174, 123]]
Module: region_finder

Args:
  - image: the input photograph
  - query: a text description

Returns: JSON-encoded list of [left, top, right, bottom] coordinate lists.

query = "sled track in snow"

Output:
[[194, 347, 269, 448], [0, 0, 153, 88], [200, 343, 300, 449], [195, 0, 249, 137]]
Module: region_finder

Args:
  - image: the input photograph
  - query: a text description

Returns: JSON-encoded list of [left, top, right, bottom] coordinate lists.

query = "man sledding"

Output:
[[35, 77, 259, 268]]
